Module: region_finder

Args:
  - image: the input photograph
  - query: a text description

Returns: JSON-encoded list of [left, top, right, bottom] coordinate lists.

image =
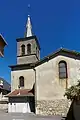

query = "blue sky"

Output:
[[0, 0, 80, 83]]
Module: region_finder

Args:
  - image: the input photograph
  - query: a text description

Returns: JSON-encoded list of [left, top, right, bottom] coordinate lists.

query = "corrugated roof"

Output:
[[0, 77, 11, 91]]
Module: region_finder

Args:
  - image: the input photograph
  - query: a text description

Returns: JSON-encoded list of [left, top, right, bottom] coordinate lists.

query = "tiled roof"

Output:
[[6, 89, 34, 97]]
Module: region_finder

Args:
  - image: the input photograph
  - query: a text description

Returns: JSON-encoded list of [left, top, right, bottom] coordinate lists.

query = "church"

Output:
[[6, 15, 80, 116]]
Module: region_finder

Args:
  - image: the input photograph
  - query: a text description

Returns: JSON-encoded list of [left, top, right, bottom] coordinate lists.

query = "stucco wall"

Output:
[[35, 55, 80, 115], [11, 69, 35, 91]]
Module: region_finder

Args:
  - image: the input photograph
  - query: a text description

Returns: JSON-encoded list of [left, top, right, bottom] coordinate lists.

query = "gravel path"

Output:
[[0, 113, 64, 120]]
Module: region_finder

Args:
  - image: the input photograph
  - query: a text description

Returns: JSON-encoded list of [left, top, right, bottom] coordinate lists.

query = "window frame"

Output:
[[21, 44, 25, 55], [27, 43, 31, 55], [59, 61, 68, 79], [19, 76, 24, 87]]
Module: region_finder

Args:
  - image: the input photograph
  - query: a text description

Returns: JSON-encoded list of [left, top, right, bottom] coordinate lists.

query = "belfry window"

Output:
[[19, 76, 24, 87], [21, 44, 25, 55], [59, 61, 67, 79], [27, 43, 31, 55]]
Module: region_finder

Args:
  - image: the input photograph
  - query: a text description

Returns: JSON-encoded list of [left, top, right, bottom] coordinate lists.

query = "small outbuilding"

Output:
[[6, 88, 35, 113]]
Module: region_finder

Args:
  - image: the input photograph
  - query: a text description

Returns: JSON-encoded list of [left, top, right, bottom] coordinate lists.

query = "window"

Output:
[[59, 61, 67, 79], [19, 76, 24, 87], [27, 44, 31, 55], [21, 44, 25, 55]]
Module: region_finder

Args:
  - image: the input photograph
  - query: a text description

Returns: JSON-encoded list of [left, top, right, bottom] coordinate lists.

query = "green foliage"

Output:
[[64, 80, 80, 100]]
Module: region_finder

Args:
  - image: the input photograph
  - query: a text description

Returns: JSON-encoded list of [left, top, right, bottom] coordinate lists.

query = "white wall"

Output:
[[8, 103, 31, 113]]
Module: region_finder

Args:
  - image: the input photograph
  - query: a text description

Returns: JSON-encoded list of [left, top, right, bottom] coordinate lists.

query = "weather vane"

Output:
[[28, 4, 31, 16]]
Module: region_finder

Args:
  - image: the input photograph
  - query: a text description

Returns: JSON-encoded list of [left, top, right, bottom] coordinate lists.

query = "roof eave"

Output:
[[9, 63, 36, 68], [16, 35, 41, 50], [0, 34, 8, 46], [5, 94, 34, 97], [35, 48, 80, 67]]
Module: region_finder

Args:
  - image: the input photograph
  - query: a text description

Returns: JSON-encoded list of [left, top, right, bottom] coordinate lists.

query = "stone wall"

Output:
[[17, 37, 40, 64], [36, 99, 71, 116]]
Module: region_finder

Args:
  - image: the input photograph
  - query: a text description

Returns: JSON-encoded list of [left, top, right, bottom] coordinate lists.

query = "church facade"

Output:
[[7, 15, 80, 115]]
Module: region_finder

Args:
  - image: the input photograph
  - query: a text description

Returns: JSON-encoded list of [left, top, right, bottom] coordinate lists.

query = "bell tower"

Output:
[[16, 15, 40, 65]]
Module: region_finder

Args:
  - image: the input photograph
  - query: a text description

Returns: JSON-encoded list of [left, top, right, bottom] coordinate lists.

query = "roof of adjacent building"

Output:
[[6, 89, 34, 97], [9, 48, 80, 70], [0, 34, 8, 45], [0, 77, 11, 91]]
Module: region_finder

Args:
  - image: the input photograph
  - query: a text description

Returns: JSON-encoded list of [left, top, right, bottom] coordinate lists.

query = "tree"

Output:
[[64, 81, 80, 100]]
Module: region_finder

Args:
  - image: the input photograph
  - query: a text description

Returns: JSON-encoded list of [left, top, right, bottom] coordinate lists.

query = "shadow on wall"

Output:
[[29, 83, 35, 113], [66, 100, 80, 120], [29, 96, 35, 113]]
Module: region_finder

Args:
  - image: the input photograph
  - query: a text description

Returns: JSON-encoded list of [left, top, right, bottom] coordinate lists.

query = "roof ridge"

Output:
[[39, 48, 80, 61], [9, 48, 80, 69]]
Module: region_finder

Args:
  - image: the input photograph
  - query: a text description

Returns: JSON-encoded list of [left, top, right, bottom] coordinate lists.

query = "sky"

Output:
[[0, 0, 80, 83]]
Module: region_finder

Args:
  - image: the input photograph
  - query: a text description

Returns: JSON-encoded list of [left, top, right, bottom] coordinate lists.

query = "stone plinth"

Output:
[[36, 99, 71, 116]]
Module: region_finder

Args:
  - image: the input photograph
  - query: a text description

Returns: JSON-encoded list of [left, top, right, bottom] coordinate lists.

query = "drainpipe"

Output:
[[33, 67, 37, 114]]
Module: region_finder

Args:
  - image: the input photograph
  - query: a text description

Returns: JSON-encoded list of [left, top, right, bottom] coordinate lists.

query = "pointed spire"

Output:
[[25, 15, 33, 37]]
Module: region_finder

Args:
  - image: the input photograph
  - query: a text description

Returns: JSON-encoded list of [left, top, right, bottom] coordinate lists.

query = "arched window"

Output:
[[27, 44, 31, 55], [19, 76, 24, 87], [59, 61, 67, 79], [21, 45, 25, 55]]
